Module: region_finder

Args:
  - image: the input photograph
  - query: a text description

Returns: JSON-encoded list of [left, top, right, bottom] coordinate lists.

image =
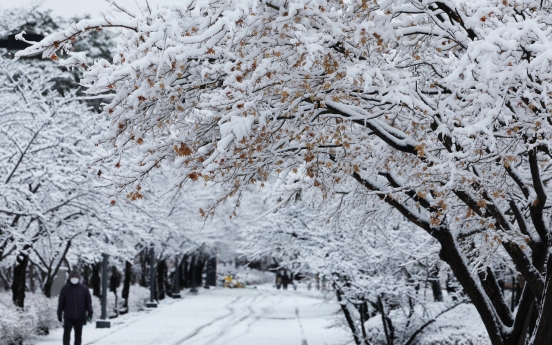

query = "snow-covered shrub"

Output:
[[127, 285, 150, 312], [25, 293, 60, 334], [0, 293, 32, 345], [0, 293, 50, 345], [364, 303, 490, 345], [415, 304, 490, 345], [0, 290, 112, 344], [91, 293, 101, 320], [417, 334, 490, 345], [106, 285, 149, 316]]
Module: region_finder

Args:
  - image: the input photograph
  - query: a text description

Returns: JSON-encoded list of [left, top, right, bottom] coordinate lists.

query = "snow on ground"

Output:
[[31, 284, 349, 345], [417, 303, 491, 345]]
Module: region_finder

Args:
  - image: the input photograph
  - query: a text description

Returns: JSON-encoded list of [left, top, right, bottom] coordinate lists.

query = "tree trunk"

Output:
[[42, 272, 53, 298], [157, 259, 166, 300], [122, 260, 132, 312], [335, 286, 362, 345], [429, 265, 443, 302], [435, 231, 505, 345], [42, 265, 56, 299], [140, 251, 148, 287], [356, 300, 369, 344], [109, 266, 122, 293], [529, 254, 552, 344], [83, 264, 91, 287], [377, 296, 395, 345], [195, 257, 204, 287], [109, 266, 121, 316], [188, 256, 196, 288], [181, 255, 189, 288], [510, 275, 516, 312], [12, 252, 29, 308], [29, 263, 36, 293], [92, 262, 101, 298]]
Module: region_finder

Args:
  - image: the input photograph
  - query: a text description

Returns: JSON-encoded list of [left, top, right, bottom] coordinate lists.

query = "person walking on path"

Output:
[[282, 269, 290, 290], [57, 269, 93, 345]]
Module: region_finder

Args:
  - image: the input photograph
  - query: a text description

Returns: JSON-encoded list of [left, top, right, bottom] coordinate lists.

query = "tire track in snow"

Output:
[[198, 297, 256, 345], [219, 292, 270, 344], [172, 295, 243, 345], [200, 290, 268, 345]]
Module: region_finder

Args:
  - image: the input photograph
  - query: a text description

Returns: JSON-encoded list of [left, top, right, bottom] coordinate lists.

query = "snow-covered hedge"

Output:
[[364, 303, 490, 345], [107, 285, 150, 315], [0, 285, 148, 344], [0, 292, 60, 345], [24, 293, 60, 335]]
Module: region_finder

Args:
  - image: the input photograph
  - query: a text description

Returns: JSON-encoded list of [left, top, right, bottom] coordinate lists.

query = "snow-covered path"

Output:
[[33, 286, 348, 345]]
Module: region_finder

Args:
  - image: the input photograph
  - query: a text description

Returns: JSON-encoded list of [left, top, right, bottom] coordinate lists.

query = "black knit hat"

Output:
[[69, 269, 81, 279]]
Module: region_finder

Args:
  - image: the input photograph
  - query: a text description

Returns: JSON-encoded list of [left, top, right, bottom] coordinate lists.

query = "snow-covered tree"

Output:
[[241, 185, 469, 345], [0, 56, 100, 307], [19, 0, 552, 343]]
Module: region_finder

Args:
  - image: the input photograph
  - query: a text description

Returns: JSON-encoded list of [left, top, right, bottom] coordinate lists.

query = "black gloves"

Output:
[[58, 316, 62, 323]]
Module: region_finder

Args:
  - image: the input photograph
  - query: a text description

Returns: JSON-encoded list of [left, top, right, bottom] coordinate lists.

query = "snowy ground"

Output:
[[31, 285, 349, 345]]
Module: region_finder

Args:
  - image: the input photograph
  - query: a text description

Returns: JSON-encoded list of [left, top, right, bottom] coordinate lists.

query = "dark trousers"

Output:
[[63, 318, 85, 345]]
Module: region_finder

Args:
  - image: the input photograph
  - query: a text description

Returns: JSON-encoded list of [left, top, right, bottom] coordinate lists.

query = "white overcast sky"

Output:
[[2, 0, 177, 19]]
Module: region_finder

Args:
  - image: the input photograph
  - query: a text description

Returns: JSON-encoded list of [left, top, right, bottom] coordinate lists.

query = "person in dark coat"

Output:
[[282, 269, 290, 290], [58, 269, 93, 345]]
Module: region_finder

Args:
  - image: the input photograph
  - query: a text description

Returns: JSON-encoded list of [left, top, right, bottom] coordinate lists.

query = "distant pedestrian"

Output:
[[282, 270, 290, 290], [58, 269, 93, 345], [276, 271, 282, 289]]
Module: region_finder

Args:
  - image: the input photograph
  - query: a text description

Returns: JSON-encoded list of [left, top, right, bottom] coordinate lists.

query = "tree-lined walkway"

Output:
[[33, 286, 347, 345]]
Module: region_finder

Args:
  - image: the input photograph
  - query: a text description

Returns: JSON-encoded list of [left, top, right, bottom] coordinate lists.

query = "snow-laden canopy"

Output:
[[16, 0, 552, 343]]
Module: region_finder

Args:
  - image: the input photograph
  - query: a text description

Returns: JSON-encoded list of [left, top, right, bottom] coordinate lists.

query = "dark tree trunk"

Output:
[[335, 286, 362, 345], [435, 231, 506, 345], [377, 296, 395, 345], [42, 266, 57, 298], [356, 300, 369, 344], [181, 255, 189, 288], [429, 265, 443, 302], [195, 257, 205, 287], [187, 256, 196, 288], [12, 252, 29, 308], [140, 251, 148, 287], [157, 259, 166, 300], [511, 275, 516, 312], [109, 266, 122, 293], [430, 279, 443, 302], [29, 263, 36, 293], [122, 260, 132, 311], [92, 262, 101, 298], [83, 264, 91, 287], [109, 266, 121, 317], [43, 243, 72, 299], [42, 272, 53, 298]]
